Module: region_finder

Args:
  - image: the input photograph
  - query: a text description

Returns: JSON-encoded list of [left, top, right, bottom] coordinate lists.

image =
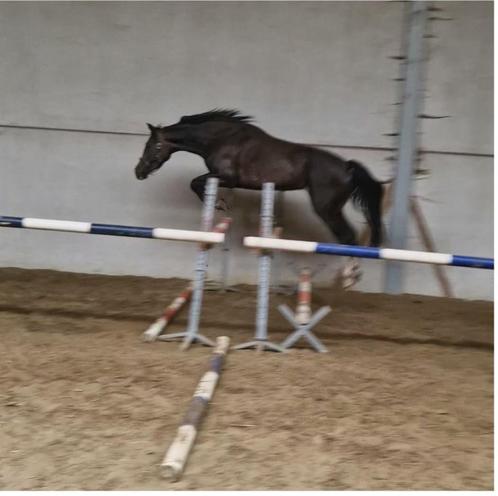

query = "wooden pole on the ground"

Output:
[[143, 284, 193, 342], [161, 336, 230, 481]]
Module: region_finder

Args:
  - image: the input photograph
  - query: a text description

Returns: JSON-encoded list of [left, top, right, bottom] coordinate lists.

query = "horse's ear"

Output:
[[146, 123, 156, 133]]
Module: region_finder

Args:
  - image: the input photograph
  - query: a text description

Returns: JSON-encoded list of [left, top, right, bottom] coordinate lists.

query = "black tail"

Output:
[[348, 160, 384, 246]]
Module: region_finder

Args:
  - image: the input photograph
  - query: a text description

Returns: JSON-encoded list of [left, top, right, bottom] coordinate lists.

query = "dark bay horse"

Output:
[[135, 109, 383, 247]]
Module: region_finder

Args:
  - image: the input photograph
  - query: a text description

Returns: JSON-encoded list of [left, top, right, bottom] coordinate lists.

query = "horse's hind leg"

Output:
[[314, 208, 363, 288], [308, 185, 362, 287], [326, 210, 357, 246], [307, 179, 357, 245]]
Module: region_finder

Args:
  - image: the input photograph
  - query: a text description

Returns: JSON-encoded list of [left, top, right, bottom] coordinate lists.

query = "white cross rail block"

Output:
[[279, 268, 330, 353]]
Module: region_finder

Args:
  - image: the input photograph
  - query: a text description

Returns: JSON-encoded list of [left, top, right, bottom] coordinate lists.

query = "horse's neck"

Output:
[[171, 122, 241, 159], [169, 124, 213, 158]]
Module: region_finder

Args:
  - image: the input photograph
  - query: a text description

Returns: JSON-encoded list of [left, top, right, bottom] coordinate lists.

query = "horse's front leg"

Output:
[[190, 173, 236, 211], [190, 173, 214, 202]]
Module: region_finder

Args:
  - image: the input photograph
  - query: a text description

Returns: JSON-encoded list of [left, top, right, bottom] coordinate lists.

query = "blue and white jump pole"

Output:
[[0, 217, 225, 245], [244, 237, 494, 270], [241, 182, 493, 353], [0, 178, 227, 349]]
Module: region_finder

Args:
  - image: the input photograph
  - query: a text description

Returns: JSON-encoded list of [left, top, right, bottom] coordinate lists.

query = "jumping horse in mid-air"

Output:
[[135, 109, 384, 283]]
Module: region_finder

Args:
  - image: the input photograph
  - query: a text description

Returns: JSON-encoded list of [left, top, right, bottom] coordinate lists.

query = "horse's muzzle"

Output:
[[135, 162, 149, 180]]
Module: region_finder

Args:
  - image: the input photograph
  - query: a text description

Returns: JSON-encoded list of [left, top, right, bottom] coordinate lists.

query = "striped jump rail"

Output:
[[295, 268, 312, 326], [244, 237, 494, 270], [143, 218, 232, 342], [0, 216, 225, 245], [161, 336, 230, 480], [143, 284, 193, 342], [1, 178, 228, 350]]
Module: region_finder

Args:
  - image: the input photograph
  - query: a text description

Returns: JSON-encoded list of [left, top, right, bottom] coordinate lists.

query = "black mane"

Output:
[[179, 108, 253, 125]]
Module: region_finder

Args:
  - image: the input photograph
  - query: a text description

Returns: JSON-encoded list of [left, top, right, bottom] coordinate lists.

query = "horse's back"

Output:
[[208, 123, 350, 192], [235, 134, 311, 190]]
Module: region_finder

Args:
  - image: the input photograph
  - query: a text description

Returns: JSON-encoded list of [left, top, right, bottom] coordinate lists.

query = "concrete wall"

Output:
[[0, 1, 493, 300]]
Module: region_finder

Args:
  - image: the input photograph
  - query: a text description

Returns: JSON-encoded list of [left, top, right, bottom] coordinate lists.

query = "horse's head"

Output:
[[135, 124, 176, 180]]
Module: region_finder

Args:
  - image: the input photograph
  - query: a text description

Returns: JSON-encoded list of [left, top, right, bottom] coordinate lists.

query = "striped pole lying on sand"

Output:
[[161, 336, 230, 480], [143, 285, 193, 342], [244, 237, 494, 270], [0, 216, 225, 244]]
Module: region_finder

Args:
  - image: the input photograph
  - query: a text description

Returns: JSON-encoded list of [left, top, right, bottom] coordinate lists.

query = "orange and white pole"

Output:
[[295, 268, 312, 325], [143, 285, 193, 342]]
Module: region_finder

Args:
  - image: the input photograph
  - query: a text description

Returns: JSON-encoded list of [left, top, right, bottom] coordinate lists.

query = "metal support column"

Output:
[[160, 178, 218, 349], [234, 183, 285, 352], [385, 1, 428, 294]]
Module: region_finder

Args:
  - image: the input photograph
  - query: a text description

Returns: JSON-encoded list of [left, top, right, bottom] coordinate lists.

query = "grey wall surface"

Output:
[[0, 1, 493, 300]]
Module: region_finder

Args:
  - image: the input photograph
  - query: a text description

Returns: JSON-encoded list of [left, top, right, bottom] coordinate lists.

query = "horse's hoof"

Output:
[[341, 263, 362, 289], [342, 263, 361, 278], [342, 272, 362, 289], [342, 276, 356, 289]]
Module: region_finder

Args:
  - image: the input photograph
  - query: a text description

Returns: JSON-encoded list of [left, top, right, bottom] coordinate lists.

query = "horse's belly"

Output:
[[238, 161, 306, 190]]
